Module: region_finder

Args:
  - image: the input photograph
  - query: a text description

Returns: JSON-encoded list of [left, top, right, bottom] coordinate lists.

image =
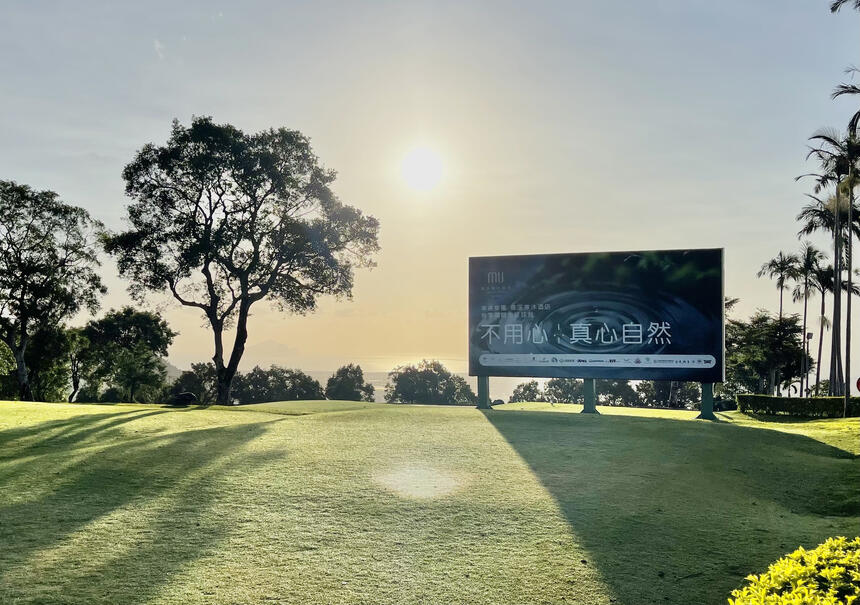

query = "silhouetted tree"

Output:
[[167, 362, 218, 406], [757, 251, 800, 320], [104, 117, 379, 405], [385, 360, 476, 405], [543, 378, 583, 404], [635, 381, 701, 409], [509, 380, 543, 403], [232, 365, 325, 403], [595, 379, 639, 406], [0, 181, 105, 400], [325, 364, 374, 401]]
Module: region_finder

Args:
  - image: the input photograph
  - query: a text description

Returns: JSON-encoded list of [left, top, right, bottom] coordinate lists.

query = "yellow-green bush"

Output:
[[728, 537, 860, 604]]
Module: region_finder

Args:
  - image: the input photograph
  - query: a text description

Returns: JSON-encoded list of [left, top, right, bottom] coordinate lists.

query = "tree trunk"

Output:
[[767, 368, 776, 396], [779, 288, 784, 321], [845, 181, 853, 416], [68, 377, 80, 403], [831, 186, 844, 396], [801, 276, 809, 396], [213, 301, 252, 406], [215, 366, 236, 406], [775, 291, 785, 397], [13, 346, 33, 401], [816, 294, 826, 396]]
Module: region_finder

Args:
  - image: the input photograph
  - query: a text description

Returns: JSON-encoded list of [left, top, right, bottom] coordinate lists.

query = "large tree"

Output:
[[104, 117, 380, 405], [0, 181, 105, 400]]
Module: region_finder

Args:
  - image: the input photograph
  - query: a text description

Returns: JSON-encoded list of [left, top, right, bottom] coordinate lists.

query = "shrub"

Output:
[[728, 536, 860, 604], [736, 394, 860, 418]]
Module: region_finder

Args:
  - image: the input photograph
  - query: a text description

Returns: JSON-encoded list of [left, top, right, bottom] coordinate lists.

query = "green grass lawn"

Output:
[[0, 400, 857, 604]]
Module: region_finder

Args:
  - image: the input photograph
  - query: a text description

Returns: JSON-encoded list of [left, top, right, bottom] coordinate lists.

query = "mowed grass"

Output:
[[0, 401, 857, 605]]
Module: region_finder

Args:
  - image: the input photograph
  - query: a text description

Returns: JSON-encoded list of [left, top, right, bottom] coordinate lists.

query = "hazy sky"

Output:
[[1, 2, 858, 393]]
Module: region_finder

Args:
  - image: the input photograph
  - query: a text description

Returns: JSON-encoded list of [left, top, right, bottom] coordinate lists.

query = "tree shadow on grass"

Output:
[[0, 409, 167, 455], [0, 409, 285, 604], [481, 409, 860, 605]]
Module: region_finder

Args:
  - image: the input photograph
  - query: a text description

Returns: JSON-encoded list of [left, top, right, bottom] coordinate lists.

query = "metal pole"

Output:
[[697, 383, 717, 420], [477, 375, 492, 409], [582, 378, 599, 414]]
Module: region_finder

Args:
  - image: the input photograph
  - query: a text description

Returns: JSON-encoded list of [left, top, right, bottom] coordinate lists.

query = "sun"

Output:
[[400, 146, 443, 191]]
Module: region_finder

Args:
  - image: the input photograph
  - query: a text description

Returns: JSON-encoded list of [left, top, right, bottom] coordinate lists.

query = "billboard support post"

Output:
[[477, 376, 492, 409], [582, 378, 599, 414], [697, 383, 717, 420]]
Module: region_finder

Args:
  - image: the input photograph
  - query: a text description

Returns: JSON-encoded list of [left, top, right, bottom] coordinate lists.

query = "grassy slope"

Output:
[[0, 400, 857, 605]]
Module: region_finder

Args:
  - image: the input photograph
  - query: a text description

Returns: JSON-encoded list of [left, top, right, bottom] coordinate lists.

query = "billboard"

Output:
[[468, 248, 724, 382]]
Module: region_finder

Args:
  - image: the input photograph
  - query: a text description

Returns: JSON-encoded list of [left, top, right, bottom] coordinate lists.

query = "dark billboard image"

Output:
[[468, 249, 724, 382]]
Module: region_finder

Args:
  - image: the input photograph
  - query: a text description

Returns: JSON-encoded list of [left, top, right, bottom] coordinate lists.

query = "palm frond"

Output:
[[830, 0, 860, 13], [810, 127, 844, 147], [833, 83, 860, 98]]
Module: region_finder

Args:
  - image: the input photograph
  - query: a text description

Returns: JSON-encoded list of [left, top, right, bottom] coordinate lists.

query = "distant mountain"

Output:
[[164, 360, 184, 381]]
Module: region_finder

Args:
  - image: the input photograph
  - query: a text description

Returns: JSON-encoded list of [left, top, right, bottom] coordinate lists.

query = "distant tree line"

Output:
[[508, 378, 701, 409], [0, 116, 380, 405]]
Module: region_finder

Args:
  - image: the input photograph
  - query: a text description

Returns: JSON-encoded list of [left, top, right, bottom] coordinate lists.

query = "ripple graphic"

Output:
[[474, 289, 709, 356]]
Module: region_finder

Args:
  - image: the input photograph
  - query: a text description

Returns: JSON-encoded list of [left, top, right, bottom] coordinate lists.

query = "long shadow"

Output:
[[0, 409, 167, 453], [482, 409, 860, 605], [0, 409, 285, 604]]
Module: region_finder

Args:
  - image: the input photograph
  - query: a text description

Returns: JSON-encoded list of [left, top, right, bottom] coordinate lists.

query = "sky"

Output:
[[1, 1, 858, 397]]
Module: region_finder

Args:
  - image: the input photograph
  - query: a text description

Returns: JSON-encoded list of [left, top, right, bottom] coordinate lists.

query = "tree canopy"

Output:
[[104, 117, 380, 404], [0, 181, 105, 400], [325, 364, 374, 401], [385, 360, 476, 405], [232, 366, 325, 404]]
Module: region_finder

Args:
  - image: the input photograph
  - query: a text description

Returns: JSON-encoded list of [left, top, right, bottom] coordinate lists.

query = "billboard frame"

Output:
[[468, 247, 724, 419]]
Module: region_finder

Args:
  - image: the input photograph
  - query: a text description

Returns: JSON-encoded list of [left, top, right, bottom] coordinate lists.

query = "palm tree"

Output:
[[810, 266, 834, 396], [829, 0, 860, 406], [799, 129, 860, 398], [792, 243, 827, 395], [757, 252, 800, 395], [757, 252, 800, 320], [832, 67, 860, 137]]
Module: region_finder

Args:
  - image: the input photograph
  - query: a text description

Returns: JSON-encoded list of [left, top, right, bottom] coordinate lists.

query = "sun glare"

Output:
[[400, 147, 443, 191]]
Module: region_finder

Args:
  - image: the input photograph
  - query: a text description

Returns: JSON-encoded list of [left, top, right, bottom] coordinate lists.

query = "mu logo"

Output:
[[487, 271, 504, 284]]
